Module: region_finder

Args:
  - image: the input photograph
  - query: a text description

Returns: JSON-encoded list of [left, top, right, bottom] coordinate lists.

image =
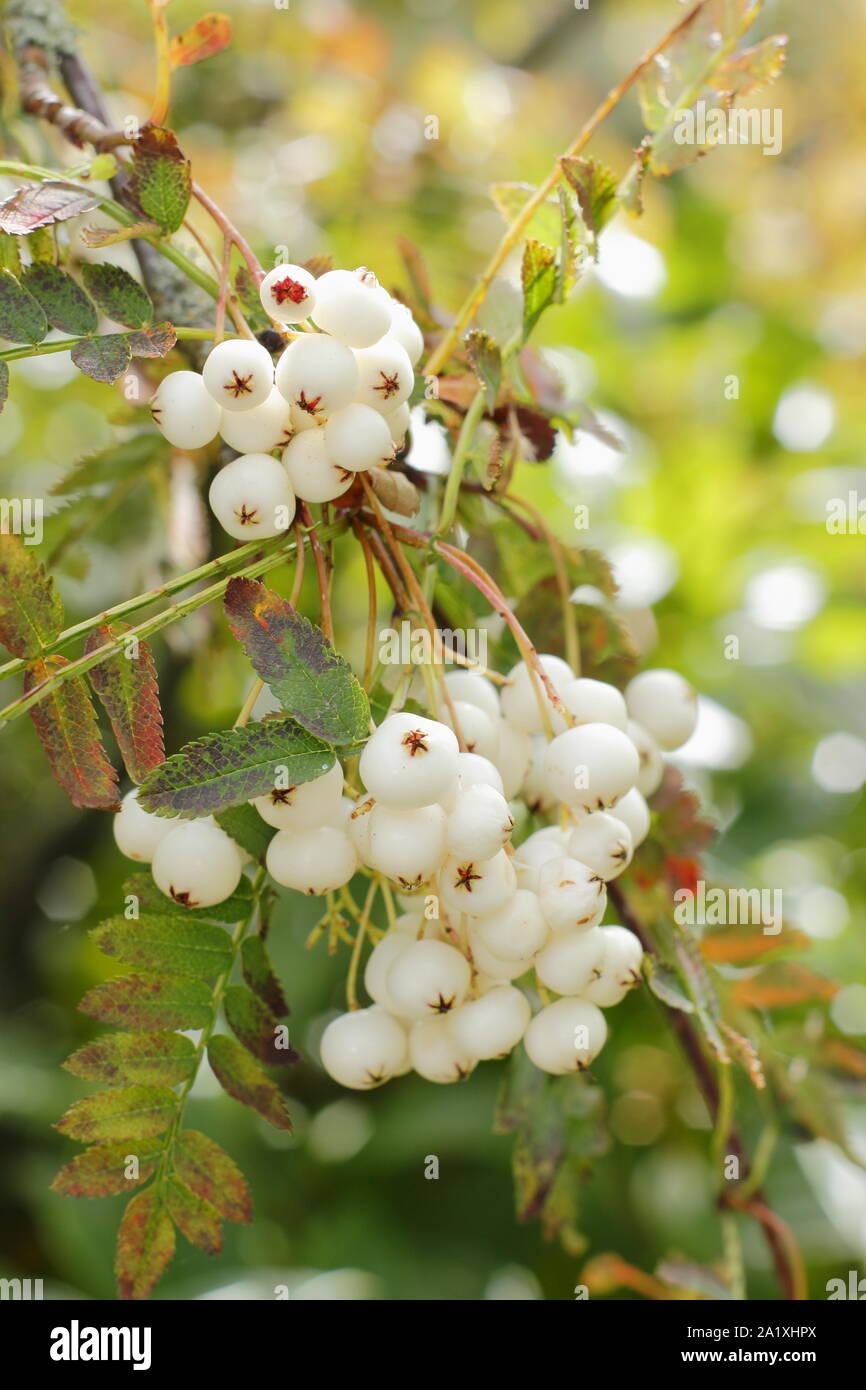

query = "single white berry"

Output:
[[512, 827, 567, 892], [544, 722, 639, 811], [538, 855, 607, 933], [455, 750, 505, 796], [534, 926, 605, 996], [581, 925, 644, 1007], [113, 789, 173, 863], [275, 333, 359, 419], [364, 929, 415, 1014], [259, 263, 317, 325], [387, 300, 424, 366], [323, 403, 393, 472], [252, 759, 343, 831], [366, 801, 447, 888], [209, 452, 296, 540], [202, 338, 274, 413], [385, 938, 471, 1020], [353, 338, 414, 415], [500, 654, 574, 734], [448, 985, 531, 1060], [521, 734, 558, 814], [566, 811, 633, 881], [150, 370, 221, 449], [359, 712, 459, 809], [611, 787, 650, 848], [446, 784, 513, 861], [467, 924, 535, 981], [628, 719, 665, 798], [312, 267, 392, 347], [319, 1005, 408, 1089], [523, 998, 607, 1073], [625, 668, 697, 751], [152, 820, 243, 908], [473, 888, 548, 962], [560, 677, 628, 731], [386, 401, 411, 450], [494, 721, 532, 800], [265, 824, 358, 894], [218, 386, 294, 454], [442, 700, 500, 761], [281, 428, 354, 503], [438, 847, 516, 920], [409, 1014, 476, 1083], [443, 669, 500, 722]]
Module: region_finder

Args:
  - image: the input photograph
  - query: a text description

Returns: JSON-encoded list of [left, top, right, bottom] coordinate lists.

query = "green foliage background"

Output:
[[1, 0, 864, 1300]]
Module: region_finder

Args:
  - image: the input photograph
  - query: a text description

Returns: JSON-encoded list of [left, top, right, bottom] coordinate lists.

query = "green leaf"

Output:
[[0, 533, 64, 657], [64, 1030, 198, 1087], [490, 181, 562, 246], [521, 240, 557, 341], [71, 333, 132, 384], [127, 125, 192, 234], [116, 1187, 175, 1301], [85, 623, 165, 782], [224, 576, 370, 746], [174, 1130, 252, 1224], [52, 1138, 164, 1197], [78, 973, 213, 1031], [138, 716, 335, 818], [645, 957, 696, 1013], [559, 157, 618, 260], [90, 914, 232, 982], [224, 984, 296, 1066], [464, 329, 501, 410], [24, 656, 120, 810], [208, 1034, 292, 1130], [20, 262, 97, 336], [166, 1177, 222, 1256], [0, 268, 48, 343], [81, 263, 152, 329], [216, 802, 276, 863], [55, 1085, 178, 1143], [241, 936, 289, 1018], [52, 432, 168, 497], [555, 184, 581, 299], [122, 872, 253, 924], [0, 181, 97, 235]]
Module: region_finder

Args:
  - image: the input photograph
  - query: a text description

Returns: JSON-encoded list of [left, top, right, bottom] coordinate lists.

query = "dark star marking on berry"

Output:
[[372, 370, 400, 399], [234, 504, 259, 526], [336, 465, 354, 484], [454, 1063, 472, 1080], [296, 390, 323, 415], [271, 275, 308, 306], [365, 1068, 387, 1086], [401, 728, 429, 756], [270, 786, 296, 805], [429, 992, 456, 1014], [454, 863, 482, 892], [169, 886, 197, 908], [225, 370, 255, 398]]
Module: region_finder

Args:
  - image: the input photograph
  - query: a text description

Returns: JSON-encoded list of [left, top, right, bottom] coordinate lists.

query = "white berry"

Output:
[[150, 370, 221, 449], [359, 712, 459, 809], [259, 263, 317, 325], [438, 847, 516, 920], [467, 924, 535, 981], [500, 654, 574, 734], [538, 855, 607, 933], [113, 789, 173, 863], [495, 721, 532, 799], [442, 700, 500, 762], [366, 802, 447, 888], [625, 668, 697, 751], [281, 428, 354, 503], [275, 333, 359, 419], [448, 985, 530, 1060], [387, 300, 424, 366], [323, 403, 393, 472], [386, 401, 411, 449], [534, 926, 605, 996], [265, 825, 358, 894], [560, 677, 628, 731], [252, 759, 343, 831], [209, 452, 296, 541], [202, 338, 274, 413], [523, 998, 607, 1073], [312, 268, 392, 347], [385, 938, 471, 1020], [473, 888, 548, 962], [443, 670, 500, 723], [409, 1014, 476, 1083], [319, 1006, 408, 1089], [628, 719, 665, 797], [521, 734, 558, 814], [219, 386, 294, 454], [446, 784, 513, 861], [581, 925, 643, 1006], [611, 787, 651, 848], [566, 811, 633, 881], [544, 722, 639, 811], [364, 929, 415, 1014], [353, 338, 414, 415], [152, 820, 243, 908]]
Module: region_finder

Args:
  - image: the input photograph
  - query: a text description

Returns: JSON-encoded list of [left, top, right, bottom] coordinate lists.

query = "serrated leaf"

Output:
[[208, 1034, 292, 1130], [20, 263, 97, 336], [56, 1085, 178, 1143], [81, 220, 161, 248], [559, 157, 618, 260], [710, 35, 788, 97], [0, 182, 98, 235], [78, 973, 213, 1030], [127, 321, 177, 358], [24, 656, 120, 810], [85, 623, 165, 782], [645, 958, 695, 1013], [169, 13, 232, 68], [174, 1130, 252, 1224], [128, 125, 192, 235], [224, 577, 370, 746], [215, 802, 275, 863], [51, 432, 168, 497], [521, 241, 557, 341], [52, 1137, 164, 1197], [166, 1177, 222, 1256], [116, 1187, 175, 1300], [64, 1030, 197, 1087], [224, 985, 296, 1066], [71, 333, 132, 384], [90, 915, 231, 982], [138, 716, 334, 818], [0, 533, 64, 657], [464, 329, 501, 410], [122, 872, 253, 924], [0, 269, 48, 343], [241, 936, 288, 1018], [81, 263, 152, 329]]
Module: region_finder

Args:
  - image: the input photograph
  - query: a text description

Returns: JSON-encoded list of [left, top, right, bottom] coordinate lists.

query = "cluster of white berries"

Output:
[[111, 663, 698, 1089], [149, 265, 423, 540]]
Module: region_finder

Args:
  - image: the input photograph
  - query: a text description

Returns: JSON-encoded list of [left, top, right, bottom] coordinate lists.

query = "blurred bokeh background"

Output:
[[1, 0, 865, 1300]]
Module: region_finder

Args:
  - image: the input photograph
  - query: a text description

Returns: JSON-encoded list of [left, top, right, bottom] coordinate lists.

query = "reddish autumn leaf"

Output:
[[207, 1034, 292, 1130], [85, 623, 165, 783], [116, 1187, 175, 1301], [166, 1177, 222, 1256], [169, 13, 232, 68], [127, 321, 177, 359], [173, 1129, 252, 1224], [24, 656, 119, 809], [52, 1138, 164, 1198], [0, 534, 64, 658], [0, 182, 98, 235]]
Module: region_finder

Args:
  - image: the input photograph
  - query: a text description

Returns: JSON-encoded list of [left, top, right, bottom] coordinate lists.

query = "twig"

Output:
[[299, 503, 333, 642]]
